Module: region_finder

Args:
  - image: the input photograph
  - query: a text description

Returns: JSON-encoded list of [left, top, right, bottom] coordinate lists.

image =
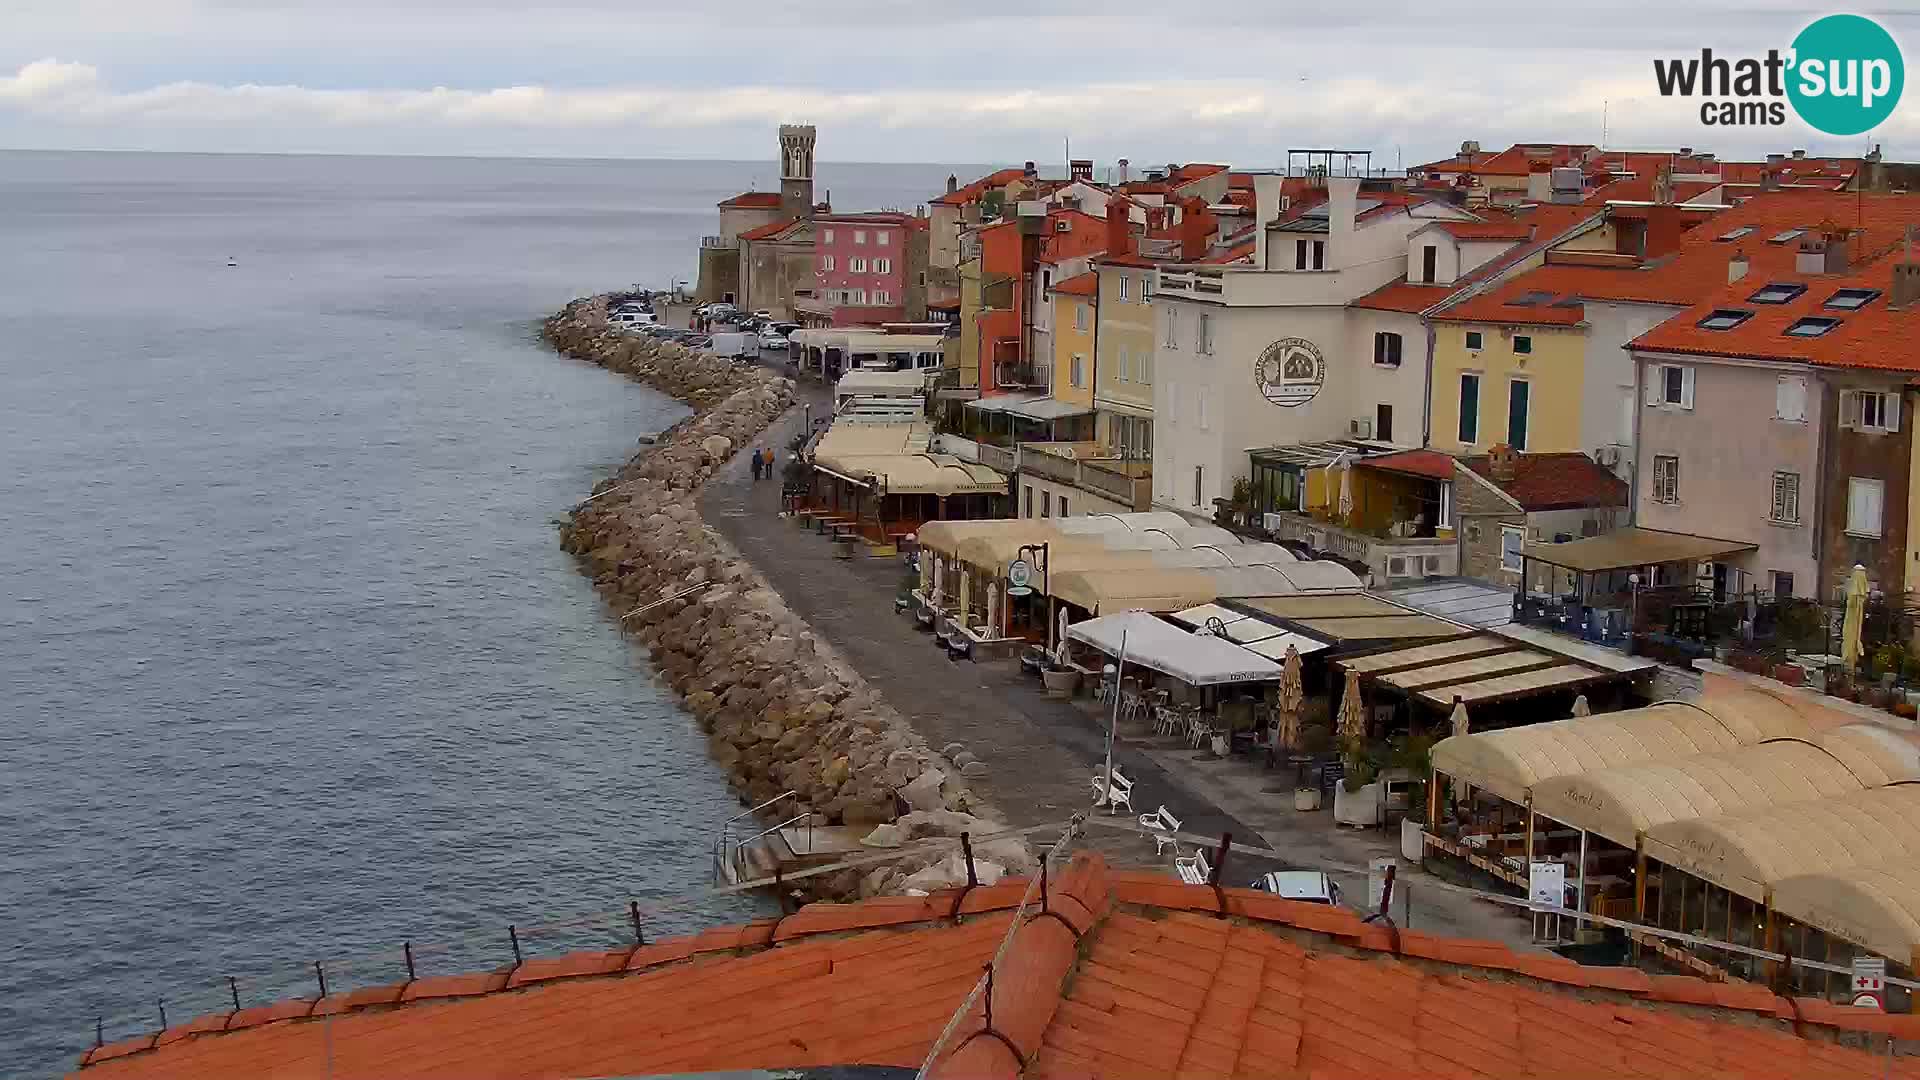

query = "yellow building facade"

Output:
[[1050, 273, 1098, 411], [1092, 261, 1156, 458], [1428, 322, 1587, 456]]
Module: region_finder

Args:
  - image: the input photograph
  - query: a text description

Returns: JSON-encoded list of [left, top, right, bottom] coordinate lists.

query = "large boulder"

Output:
[[700, 434, 732, 462], [899, 769, 947, 813]]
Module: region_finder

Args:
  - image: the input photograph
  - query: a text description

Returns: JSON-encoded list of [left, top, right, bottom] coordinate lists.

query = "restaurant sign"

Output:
[[1006, 558, 1034, 597]]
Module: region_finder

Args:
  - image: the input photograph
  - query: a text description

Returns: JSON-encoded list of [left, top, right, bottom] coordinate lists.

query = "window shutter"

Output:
[[1841, 390, 1857, 429], [1889, 394, 1902, 433], [1645, 370, 1662, 406], [1867, 481, 1885, 534], [1679, 367, 1696, 410]]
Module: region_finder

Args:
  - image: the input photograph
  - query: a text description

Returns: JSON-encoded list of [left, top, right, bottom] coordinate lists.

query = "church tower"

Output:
[[778, 124, 817, 220]]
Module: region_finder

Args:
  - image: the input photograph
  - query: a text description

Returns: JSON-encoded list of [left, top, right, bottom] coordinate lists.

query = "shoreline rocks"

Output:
[[543, 296, 1030, 900]]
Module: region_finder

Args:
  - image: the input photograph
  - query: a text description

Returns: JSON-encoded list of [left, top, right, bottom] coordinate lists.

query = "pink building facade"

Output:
[[813, 213, 912, 310]]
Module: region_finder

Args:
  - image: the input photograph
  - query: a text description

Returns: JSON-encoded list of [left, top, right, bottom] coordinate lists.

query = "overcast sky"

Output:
[[3, 1, 1914, 165]]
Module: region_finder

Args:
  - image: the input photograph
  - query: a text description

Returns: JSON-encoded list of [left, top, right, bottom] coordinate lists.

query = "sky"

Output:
[[3, 0, 1915, 166]]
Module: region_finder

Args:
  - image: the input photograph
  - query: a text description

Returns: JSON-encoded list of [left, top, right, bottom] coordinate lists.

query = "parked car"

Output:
[[1249, 871, 1342, 906], [612, 310, 658, 331], [758, 329, 790, 351], [701, 303, 739, 321], [751, 309, 773, 320]]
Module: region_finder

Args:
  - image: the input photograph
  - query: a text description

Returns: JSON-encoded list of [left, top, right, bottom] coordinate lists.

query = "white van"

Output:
[[1250, 870, 1343, 906], [613, 310, 658, 331], [707, 331, 756, 359]]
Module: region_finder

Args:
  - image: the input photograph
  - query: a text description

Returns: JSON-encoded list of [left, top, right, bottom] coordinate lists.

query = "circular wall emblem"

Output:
[[1255, 337, 1326, 408]]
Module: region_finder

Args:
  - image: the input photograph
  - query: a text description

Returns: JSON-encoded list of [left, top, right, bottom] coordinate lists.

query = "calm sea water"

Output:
[[0, 150, 961, 1075]]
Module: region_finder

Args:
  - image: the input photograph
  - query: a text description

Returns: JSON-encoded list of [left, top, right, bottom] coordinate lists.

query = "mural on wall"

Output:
[[1255, 337, 1326, 408]]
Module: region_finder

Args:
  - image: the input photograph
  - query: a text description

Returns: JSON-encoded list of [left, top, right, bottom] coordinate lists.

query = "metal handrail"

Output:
[[713, 791, 805, 883]]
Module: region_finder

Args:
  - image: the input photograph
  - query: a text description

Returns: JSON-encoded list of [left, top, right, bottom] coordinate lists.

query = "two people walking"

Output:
[[749, 446, 775, 482]]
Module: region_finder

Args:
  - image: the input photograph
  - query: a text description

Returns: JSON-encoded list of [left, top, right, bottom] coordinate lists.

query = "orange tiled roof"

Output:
[[1440, 220, 1536, 241], [738, 217, 802, 241], [1350, 278, 1459, 314], [932, 167, 1029, 207], [1630, 257, 1920, 372], [1051, 271, 1098, 297], [1361, 449, 1457, 481], [71, 852, 1920, 1080], [1583, 175, 1721, 205], [719, 190, 783, 209], [1469, 143, 1597, 177], [1464, 451, 1629, 510], [1097, 252, 1159, 269], [1198, 242, 1255, 265]]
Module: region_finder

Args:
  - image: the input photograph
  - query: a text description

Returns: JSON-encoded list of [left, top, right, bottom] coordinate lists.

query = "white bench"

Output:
[[1091, 767, 1135, 813], [1175, 848, 1212, 885], [1139, 805, 1183, 856]]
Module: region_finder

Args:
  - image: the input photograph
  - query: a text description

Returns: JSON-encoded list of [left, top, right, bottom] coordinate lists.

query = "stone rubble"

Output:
[[543, 296, 1029, 900]]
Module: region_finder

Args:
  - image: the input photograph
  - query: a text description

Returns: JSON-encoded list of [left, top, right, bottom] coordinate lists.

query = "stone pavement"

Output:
[[698, 369, 1542, 949]]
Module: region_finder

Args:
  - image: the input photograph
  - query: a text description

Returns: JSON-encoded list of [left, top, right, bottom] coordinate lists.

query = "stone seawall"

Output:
[[544, 297, 1030, 899]]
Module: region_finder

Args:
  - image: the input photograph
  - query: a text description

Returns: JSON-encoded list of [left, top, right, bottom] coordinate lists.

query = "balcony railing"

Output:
[[700, 235, 727, 248], [977, 443, 1018, 474], [1257, 512, 1455, 585], [1009, 446, 1151, 511]]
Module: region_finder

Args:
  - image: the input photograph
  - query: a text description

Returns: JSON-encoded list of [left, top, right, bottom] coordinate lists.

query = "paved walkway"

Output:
[[697, 367, 1541, 949]]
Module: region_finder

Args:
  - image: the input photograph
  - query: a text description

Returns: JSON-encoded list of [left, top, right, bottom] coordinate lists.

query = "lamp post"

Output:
[[1016, 542, 1050, 648], [1626, 572, 1641, 656]]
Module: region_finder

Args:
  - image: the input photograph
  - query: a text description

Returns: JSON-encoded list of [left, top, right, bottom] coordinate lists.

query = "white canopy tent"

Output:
[[1066, 611, 1284, 686]]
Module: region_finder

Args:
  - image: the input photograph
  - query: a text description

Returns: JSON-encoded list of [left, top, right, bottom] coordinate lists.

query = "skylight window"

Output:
[[1718, 227, 1756, 242], [1784, 316, 1841, 338], [1747, 282, 1806, 305], [1767, 229, 1805, 245], [1698, 309, 1754, 331], [1824, 288, 1882, 311]]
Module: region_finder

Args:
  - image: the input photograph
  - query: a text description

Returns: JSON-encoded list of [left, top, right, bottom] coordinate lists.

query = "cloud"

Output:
[[0, 56, 1909, 162]]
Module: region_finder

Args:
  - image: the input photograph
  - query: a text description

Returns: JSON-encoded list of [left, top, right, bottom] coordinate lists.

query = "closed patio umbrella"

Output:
[[1449, 696, 1472, 800], [1842, 563, 1869, 670], [1570, 694, 1591, 717], [1276, 645, 1304, 751], [1338, 666, 1366, 745]]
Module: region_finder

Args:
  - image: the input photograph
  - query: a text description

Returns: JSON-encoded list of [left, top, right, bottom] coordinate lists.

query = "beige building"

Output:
[[1094, 254, 1158, 462]]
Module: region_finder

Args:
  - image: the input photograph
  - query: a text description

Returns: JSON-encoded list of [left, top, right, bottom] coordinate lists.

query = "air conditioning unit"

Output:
[[1054, 219, 1071, 233], [1348, 417, 1373, 439], [1592, 445, 1620, 467]]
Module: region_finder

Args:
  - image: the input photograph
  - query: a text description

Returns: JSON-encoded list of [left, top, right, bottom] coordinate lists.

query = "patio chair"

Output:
[[1140, 805, 1183, 856], [1175, 848, 1212, 885]]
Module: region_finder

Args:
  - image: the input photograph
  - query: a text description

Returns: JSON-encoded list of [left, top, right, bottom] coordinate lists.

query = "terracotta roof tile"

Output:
[[1350, 279, 1459, 314], [1463, 451, 1628, 511], [1052, 271, 1099, 297], [719, 190, 783, 209], [738, 217, 802, 241], [73, 853, 1920, 1080]]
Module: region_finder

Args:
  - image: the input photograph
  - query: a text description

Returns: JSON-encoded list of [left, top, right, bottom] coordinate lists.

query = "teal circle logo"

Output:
[[1787, 14, 1904, 136]]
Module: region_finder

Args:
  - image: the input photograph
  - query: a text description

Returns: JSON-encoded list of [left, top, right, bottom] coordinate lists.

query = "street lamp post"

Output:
[[1016, 542, 1050, 649]]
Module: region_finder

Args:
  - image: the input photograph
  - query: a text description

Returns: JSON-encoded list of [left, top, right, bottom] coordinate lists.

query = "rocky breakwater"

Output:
[[544, 297, 1032, 899]]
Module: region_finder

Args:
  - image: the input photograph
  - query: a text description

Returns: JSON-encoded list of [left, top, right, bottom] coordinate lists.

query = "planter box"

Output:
[[1333, 782, 1381, 827], [1294, 788, 1322, 812], [1041, 668, 1081, 697], [1773, 664, 1805, 686], [1401, 818, 1426, 863]]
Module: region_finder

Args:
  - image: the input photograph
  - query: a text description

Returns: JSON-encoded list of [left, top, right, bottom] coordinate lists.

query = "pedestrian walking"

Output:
[[763, 447, 775, 481], [750, 448, 763, 481]]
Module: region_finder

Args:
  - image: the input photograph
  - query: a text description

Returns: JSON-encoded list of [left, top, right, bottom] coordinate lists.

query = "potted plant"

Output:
[[1332, 733, 1381, 827], [1390, 734, 1436, 863]]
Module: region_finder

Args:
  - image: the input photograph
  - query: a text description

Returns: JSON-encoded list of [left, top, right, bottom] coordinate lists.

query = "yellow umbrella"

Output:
[[1842, 563, 1869, 669], [1338, 666, 1366, 745], [1276, 645, 1304, 750]]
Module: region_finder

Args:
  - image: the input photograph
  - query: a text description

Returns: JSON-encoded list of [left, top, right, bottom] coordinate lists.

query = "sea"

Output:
[[0, 150, 963, 1076]]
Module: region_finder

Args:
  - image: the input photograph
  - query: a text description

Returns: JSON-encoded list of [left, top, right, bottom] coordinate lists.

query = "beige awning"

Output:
[[1416, 664, 1616, 708], [1645, 782, 1920, 903], [916, 519, 1041, 559], [1340, 636, 1514, 675], [1378, 650, 1558, 692], [821, 453, 1007, 497], [1052, 564, 1313, 614], [1429, 690, 1821, 806], [1528, 738, 1872, 849], [1522, 527, 1757, 573], [1771, 860, 1920, 966]]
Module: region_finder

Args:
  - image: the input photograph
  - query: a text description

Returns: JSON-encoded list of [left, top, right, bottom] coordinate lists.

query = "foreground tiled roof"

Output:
[[1465, 451, 1629, 511], [72, 854, 1920, 1079], [719, 190, 784, 209]]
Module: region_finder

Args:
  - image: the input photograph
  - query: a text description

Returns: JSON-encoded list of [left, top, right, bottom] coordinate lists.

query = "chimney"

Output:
[[1179, 196, 1214, 261], [1487, 444, 1519, 483], [1326, 176, 1360, 270], [1526, 167, 1551, 202], [1070, 159, 1093, 183], [1252, 173, 1283, 269], [1116, 158, 1130, 184], [1767, 152, 1786, 167], [1793, 149, 1807, 159], [1761, 167, 1781, 192], [1023, 160, 1037, 177], [1146, 206, 1167, 232], [946, 174, 958, 195], [1796, 236, 1826, 274], [1728, 250, 1750, 284], [1652, 165, 1674, 204], [1105, 196, 1133, 258], [1640, 204, 1683, 258], [1893, 227, 1920, 307]]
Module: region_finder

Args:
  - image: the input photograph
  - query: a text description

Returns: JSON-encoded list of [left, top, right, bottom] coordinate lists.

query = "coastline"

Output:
[[542, 296, 1030, 900]]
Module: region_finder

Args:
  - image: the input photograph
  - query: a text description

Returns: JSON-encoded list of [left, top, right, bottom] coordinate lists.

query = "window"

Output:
[[1652, 455, 1680, 503], [1500, 526, 1525, 573], [1118, 274, 1132, 301], [1785, 316, 1841, 338], [1070, 354, 1084, 387], [1196, 388, 1209, 429], [1851, 390, 1900, 432], [1717, 226, 1755, 241], [1508, 379, 1530, 451], [874, 229, 890, 246], [874, 289, 890, 305], [850, 257, 867, 272], [1058, 495, 1069, 517], [1421, 245, 1437, 283], [874, 257, 891, 274], [1198, 312, 1213, 355], [1376, 403, 1394, 443], [1766, 229, 1804, 245], [1024, 485, 1033, 518], [822, 228, 835, 243], [853, 230, 867, 244], [1193, 465, 1204, 507], [1167, 383, 1179, 424], [1697, 308, 1753, 330], [1747, 283, 1805, 305], [1040, 488, 1051, 517], [1141, 348, 1153, 384], [1075, 303, 1089, 332], [1295, 238, 1309, 270], [1164, 309, 1178, 347], [1373, 331, 1403, 368], [1458, 373, 1481, 444], [1466, 330, 1484, 351], [1848, 477, 1885, 537], [1825, 288, 1882, 311], [1772, 570, 1795, 599], [1116, 344, 1129, 382], [1512, 335, 1533, 355], [1647, 364, 1695, 409], [1312, 240, 1326, 270], [1775, 375, 1808, 422], [1770, 471, 1801, 524], [1041, 269, 1053, 291], [851, 288, 867, 305], [1143, 276, 1154, 301], [820, 254, 835, 271]]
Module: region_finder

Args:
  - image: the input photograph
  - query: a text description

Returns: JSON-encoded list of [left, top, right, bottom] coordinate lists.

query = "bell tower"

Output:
[[778, 124, 817, 220]]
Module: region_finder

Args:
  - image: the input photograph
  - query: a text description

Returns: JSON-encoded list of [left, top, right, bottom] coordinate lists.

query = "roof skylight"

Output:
[[1698, 309, 1754, 331]]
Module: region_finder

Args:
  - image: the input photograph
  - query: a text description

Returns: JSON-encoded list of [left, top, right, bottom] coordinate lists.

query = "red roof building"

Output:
[[718, 191, 784, 210], [69, 853, 1920, 1080]]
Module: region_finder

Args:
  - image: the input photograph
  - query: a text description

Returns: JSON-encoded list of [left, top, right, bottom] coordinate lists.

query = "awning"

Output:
[[964, 395, 1033, 415], [1067, 611, 1283, 685], [1429, 690, 1822, 806], [1644, 781, 1920, 904], [916, 519, 1037, 559], [1242, 632, 1331, 659], [1003, 397, 1093, 421], [1522, 527, 1757, 573], [835, 369, 928, 397], [1771, 860, 1920, 966]]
